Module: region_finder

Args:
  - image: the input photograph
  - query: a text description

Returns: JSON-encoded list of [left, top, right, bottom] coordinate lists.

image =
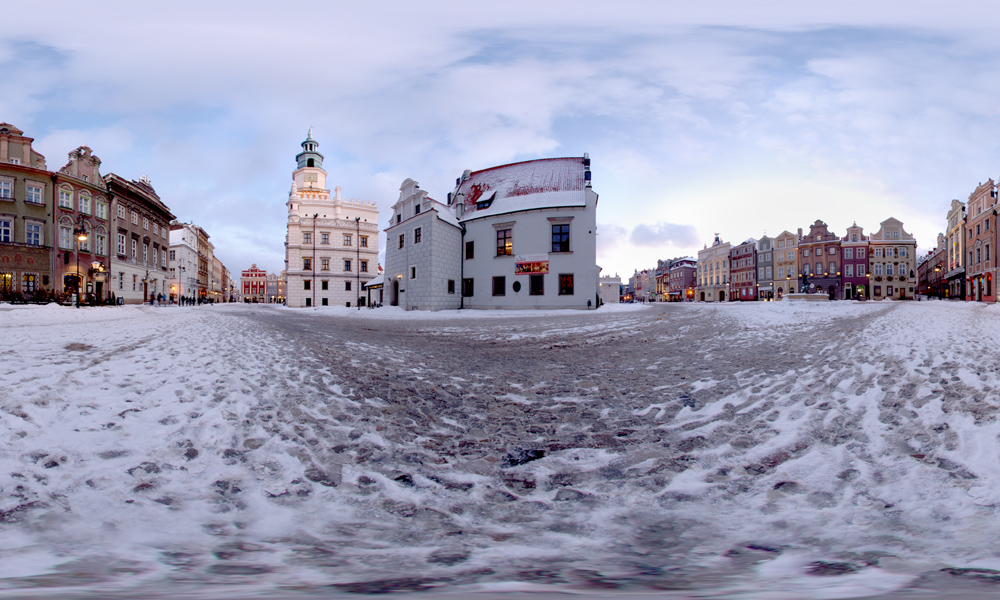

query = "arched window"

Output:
[[307, 158, 315, 168]]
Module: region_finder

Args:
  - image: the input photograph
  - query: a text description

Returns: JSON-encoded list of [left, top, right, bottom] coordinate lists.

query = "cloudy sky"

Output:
[[5, 1, 1000, 279]]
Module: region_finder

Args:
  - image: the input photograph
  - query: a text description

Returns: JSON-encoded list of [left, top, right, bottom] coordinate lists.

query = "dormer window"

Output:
[[476, 192, 495, 210], [415, 204, 421, 215]]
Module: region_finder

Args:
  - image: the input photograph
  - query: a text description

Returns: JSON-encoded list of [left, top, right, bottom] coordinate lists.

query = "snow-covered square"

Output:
[[3, 300, 1000, 599]]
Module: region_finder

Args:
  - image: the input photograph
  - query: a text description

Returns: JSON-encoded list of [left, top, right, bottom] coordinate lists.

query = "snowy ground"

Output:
[[4, 300, 1000, 599]]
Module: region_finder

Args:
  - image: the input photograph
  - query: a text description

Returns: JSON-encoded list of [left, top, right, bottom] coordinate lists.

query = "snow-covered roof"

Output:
[[364, 274, 384, 288], [432, 200, 460, 227], [456, 157, 588, 222]]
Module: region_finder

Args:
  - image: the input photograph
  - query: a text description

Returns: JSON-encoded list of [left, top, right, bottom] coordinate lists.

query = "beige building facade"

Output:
[[696, 235, 731, 302], [773, 230, 799, 298], [869, 217, 917, 300]]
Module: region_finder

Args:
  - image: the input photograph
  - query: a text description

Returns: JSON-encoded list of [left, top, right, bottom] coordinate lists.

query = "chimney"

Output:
[[797, 228, 803, 239]]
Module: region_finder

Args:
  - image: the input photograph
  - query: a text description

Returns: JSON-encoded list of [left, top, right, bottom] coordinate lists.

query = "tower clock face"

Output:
[[304, 173, 318, 182]]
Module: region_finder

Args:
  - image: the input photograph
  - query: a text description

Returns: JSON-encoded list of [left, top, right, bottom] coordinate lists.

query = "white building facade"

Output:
[[169, 221, 201, 303], [285, 131, 379, 308], [384, 156, 600, 310]]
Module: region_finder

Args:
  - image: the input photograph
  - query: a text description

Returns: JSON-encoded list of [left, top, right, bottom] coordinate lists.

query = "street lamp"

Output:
[[74, 226, 88, 308]]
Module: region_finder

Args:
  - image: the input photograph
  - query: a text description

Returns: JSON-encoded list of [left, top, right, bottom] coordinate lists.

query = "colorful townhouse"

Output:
[[868, 217, 917, 300], [965, 181, 996, 302], [798, 220, 841, 298], [729, 238, 757, 301], [756, 235, 774, 300], [773, 230, 799, 298], [841, 222, 869, 299]]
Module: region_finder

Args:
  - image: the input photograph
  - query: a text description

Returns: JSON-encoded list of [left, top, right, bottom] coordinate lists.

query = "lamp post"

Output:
[[74, 226, 88, 308]]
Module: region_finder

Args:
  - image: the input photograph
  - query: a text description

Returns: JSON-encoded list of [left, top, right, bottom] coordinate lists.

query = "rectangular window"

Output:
[[304, 280, 311, 290], [22, 273, 36, 292], [59, 189, 72, 208], [361, 260, 368, 272], [829, 261, 836, 273], [0, 181, 11, 199], [829, 247, 836, 255], [887, 264, 894, 276], [858, 248, 865, 259], [79, 195, 91, 213], [133, 274, 137, 291], [60, 226, 72, 249], [816, 262, 822, 274], [845, 264, 854, 277], [777, 266, 784, 279], [321, 233, 329, 244], [360, 235, 368, 247], [465, 241, 474, 260], [497, 228, 512, 256], [97, 201, 107, 219], [26, 185, 42, 204], [529, 274, 544, 295], [559, 273, 574, 295], [321, 258, 329, 270], [160, 248, 165, 266], [414, 227, 422, 243], [448, 279, 455, 294], [0, 219, 10, 243], [143, 244, 148, 265], [321, 298, 328, 306], [117, 233, 126, 255], [551, 224, 570, 252], [117, 205, 126, 219], [305, 298, 311, 307], [153, 223, 158, 235], [303, 232, 312, 244], [492, 276, 506, 296], [875, 264, 883, 276], [345, 281, 351, 291], [25, 222, 41, 245], [765, 266, 772, 279], [321, 280, 328, 290], [142, 217, 148, 230], [131, 211, 138, 225], [415, 204, 421, 215], [462, 278, 474, 297], [344, 234, 352, 246], [399, 234, 404, 249], [303, 257, 311, 270], [344, 259, 352, 272], [410, 266, 416, 279], [844, 248, 853, 259], [169, 250, 176, 260], [857, 264, 865, 277], [803, 249, 809, 257]]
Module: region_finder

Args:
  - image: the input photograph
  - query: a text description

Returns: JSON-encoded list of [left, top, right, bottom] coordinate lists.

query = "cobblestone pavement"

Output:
[[5, 301, 1000, 599]]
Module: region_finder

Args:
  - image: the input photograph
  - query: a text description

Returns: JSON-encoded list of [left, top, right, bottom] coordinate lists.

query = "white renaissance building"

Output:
[[384, 156, 600, 310], [285, 130, 379, 308]]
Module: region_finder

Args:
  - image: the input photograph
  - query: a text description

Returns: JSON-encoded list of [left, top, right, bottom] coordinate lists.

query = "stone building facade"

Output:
[[242, 264, 267, 302], [285, 131, 379, 308], [105, 174, 175, 304], [384, 178, 462, 310]]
